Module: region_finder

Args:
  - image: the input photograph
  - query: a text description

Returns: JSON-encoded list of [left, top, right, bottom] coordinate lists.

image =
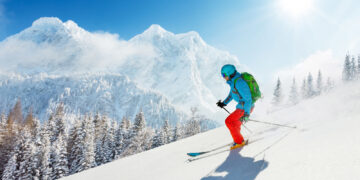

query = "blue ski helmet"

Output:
[[221, 64, 236, 78]]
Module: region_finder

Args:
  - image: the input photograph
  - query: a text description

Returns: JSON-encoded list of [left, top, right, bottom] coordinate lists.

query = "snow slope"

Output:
[[64, 82, 360, 180]]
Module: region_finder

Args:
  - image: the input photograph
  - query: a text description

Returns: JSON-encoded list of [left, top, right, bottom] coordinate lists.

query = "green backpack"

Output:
[[234, 72, 262, 103]]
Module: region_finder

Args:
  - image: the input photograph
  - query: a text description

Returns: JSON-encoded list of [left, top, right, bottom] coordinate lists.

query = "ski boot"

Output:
[[230, 140, 248, 150]]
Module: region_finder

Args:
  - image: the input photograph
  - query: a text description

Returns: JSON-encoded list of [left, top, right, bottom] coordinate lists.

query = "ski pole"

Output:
[[248, 119, 297, 129], [222, 107, 253, 134]]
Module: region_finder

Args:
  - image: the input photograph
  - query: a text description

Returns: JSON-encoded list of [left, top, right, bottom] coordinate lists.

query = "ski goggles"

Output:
[[222, 73, 228, 78]]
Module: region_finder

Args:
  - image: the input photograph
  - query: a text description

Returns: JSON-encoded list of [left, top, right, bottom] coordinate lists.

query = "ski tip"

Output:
[[187, 152, 203, 157]]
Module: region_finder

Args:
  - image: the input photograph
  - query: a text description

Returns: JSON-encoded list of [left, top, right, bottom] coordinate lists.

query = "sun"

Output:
[[277, 0, 314, 19]]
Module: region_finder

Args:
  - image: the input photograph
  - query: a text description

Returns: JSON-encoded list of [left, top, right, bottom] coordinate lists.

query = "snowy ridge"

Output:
[[64, 81, 360, 180], [0, 73, 188, 128]]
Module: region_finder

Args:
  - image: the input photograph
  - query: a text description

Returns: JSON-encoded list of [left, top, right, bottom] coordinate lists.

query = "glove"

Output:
[[240, 114, 249, 123], [216, 100, 226, 108]]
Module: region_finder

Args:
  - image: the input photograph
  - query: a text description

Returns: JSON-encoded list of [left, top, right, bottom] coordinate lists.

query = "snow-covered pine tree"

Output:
[[81, 115, 96, 171], [0, 111, 18, 177], [2, 152, 17, 180], [4, 129, 37, 180], [51, 133, 69, 179], [39, 126, 51, 180], [289, 77, 299, 105], [306, 73, 315, 98], [114, 117, 131, 159], [316, 70, 323, 95], [272, 78, 283, 105], [121, 110, 148, 156], [108, 120, 117, 161], [95, 115, 111, 165], [68, 116, 84, 174], [162, 119, 172, 144], [151, 130, 164, 148], [184, 107, 201, 137], [24, 108, 41, 140], [343, 54, 352, 81], [172, 122, 183, 142], [69, 115, 96, 174], [48, 103, 67, 144], [351, 56, 356, 80], [358, 55, 360, 79], [301, 78, 307, 99], [0, 112, 6, 130]]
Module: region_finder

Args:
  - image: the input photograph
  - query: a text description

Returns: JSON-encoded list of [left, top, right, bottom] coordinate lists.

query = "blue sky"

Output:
[[1, 0, 360, 84]]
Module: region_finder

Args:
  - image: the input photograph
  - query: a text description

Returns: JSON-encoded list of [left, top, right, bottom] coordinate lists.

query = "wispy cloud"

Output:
[[0, 18, 156, 74]]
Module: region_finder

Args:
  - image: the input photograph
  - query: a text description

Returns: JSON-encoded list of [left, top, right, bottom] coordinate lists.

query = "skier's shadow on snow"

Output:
[[201, 148, 268, 180]]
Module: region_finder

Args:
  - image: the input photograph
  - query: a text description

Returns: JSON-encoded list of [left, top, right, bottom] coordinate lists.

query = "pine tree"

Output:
[[151, 130, 164, 148], [272, 78, 283, 105], [172, 123, 182, 142], [9, 99, 23, 125], [162, 119, 172, 144], [114, 123, 124, 159], [306, 73, 315, 98], [316, 70, 323, 95], [358, 55, 360, 79], [121, 111, 148, 156], [351, 56, 356, 80], [51, 133, 69, 179], [2, 153, 17, 180], [95, 115, 112, 165], [343, 54, 352, 81], [114, 117, 130, 159], [289, 77, 299, 105], [184, 107, 201, 137], [81, 115, 96, 171], [0, 111, 18, 177], [107, 120, 117, 162], [3, 129, 37, 180], [68, 116, 84, 174], [301, 78, 307, 99], [39, 127, 51, 180], [48, 103, 67, 144]]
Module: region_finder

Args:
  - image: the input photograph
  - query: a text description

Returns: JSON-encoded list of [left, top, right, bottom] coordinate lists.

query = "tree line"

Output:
[[0, 101, 208, 179], [272, 53, 360, 106]]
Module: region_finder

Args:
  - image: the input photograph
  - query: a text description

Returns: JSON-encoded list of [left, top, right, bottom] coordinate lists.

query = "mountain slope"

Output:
[[0, 17, 248, 120], [64, 82, 360, 180], [0, 73, 187, 128]]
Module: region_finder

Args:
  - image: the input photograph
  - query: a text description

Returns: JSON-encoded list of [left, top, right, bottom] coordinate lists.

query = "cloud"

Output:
[[274, 50, 342, 94], [0, 20, 156, 74]]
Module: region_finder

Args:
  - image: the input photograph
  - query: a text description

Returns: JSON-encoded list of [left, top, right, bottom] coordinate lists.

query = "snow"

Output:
[[64, 81, 360, 180]]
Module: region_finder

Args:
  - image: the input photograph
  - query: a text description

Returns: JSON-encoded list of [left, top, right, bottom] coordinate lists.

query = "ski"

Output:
[[187, 138, 263, 163], [187, 142, 233, 157], [187, 137, 263, 159]]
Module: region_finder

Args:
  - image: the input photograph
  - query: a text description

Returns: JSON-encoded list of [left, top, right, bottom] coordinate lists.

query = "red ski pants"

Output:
[[225, 108, 252, 144]]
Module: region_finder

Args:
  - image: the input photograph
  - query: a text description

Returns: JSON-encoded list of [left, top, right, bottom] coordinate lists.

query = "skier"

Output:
[[217, 64, 254, 150]]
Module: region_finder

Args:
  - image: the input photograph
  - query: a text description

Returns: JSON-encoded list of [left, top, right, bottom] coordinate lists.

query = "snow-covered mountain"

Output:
[[64, 81, 360, 180], [0, 73, 188, 128], [0, 17, 247, 120]]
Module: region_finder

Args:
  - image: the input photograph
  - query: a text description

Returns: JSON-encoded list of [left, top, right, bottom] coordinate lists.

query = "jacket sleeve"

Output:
[[235, 79, 253, 115], [223, 89, 233, 105]]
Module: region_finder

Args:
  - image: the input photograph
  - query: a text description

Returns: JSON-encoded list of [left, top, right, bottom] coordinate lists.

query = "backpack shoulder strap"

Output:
[[233, 77, 242, 94]]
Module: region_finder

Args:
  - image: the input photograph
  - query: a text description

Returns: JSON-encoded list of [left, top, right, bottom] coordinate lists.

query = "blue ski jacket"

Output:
[[223, 72, 253, 115]]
